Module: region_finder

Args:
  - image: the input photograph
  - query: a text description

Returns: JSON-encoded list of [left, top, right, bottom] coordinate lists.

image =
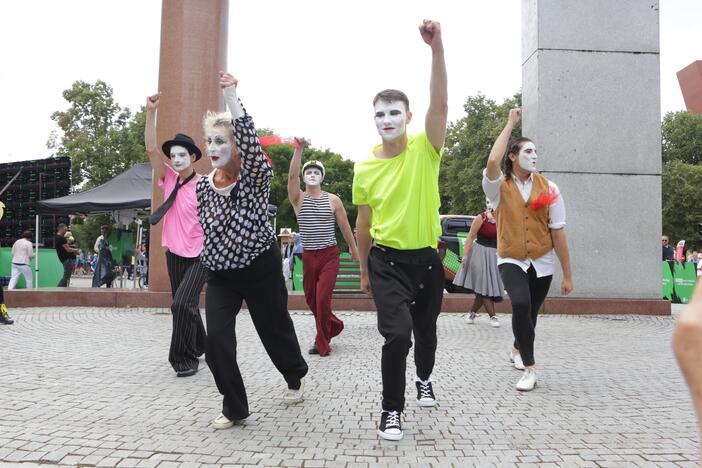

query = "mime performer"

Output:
[[197, 71, 308, 430], [145, 93, 207, 378], [288, 139, 359, 357]]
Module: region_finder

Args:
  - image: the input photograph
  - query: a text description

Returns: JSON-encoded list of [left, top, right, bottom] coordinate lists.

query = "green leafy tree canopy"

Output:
[[441, 92, 521, 215], [49, 80, 148, 189], [662, 111, 702, 165]]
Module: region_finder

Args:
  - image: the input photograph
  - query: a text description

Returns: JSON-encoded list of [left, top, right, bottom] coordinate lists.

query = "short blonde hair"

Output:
[[202, 111, 233, 135]]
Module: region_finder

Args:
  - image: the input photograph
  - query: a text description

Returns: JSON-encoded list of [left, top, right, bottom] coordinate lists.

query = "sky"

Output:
[[0, 1, 699, 164]]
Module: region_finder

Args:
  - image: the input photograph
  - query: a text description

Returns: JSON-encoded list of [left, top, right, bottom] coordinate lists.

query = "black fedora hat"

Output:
[[162, 133, 202, 161]]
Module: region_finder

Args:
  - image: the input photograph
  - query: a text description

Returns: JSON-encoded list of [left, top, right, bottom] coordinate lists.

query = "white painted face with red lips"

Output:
[[206, 127, 232, 169], [374, 100, 407, 141]]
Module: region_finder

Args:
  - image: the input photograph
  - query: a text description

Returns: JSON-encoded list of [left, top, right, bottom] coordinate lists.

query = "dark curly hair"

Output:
[[503, 137, 533, 181]]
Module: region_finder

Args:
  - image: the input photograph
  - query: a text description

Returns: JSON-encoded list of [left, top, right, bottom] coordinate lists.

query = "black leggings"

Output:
[[499, 263, 552, 367]]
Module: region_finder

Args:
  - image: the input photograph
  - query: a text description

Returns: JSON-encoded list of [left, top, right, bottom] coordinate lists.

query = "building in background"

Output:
[[677, 60, 702, 115]]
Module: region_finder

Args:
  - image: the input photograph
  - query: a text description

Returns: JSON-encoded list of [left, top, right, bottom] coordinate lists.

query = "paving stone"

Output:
[[0, 306, 698, 467]]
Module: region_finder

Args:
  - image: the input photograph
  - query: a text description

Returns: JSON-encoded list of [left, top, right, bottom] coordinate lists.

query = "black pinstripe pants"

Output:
[[165, 251, 207, 372]]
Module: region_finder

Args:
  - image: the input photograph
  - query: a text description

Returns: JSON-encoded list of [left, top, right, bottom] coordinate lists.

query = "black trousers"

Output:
[[205, 245, 308, 420], [58, 259, 74, 287], [165, 251, 207, 372], [368, 245, 444, 412], [499, 263, 552, 367]]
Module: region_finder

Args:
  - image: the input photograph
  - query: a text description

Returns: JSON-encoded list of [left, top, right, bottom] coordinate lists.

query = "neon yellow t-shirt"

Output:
[[352, 132, 442, 250]]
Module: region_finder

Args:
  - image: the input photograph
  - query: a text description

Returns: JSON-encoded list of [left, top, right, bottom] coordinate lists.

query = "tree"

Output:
[[440, 92, 521, 215], [49, 80, 148, 189], [662, 111, 702, 165], [662, 160, 702, 247], [262, 140, 356, 249]]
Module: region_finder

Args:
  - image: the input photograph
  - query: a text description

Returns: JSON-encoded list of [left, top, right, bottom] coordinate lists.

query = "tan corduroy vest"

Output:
[[495, 173, 553, 260]]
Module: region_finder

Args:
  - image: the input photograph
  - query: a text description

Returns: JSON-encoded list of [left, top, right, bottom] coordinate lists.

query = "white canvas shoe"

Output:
[[516, 368, 537, 391], [489, 316, 500, 328], [211, 413, 234, 430], [509, 349, 525, 370], [282, 379, 305, 405], [466, 312, 476, 324]]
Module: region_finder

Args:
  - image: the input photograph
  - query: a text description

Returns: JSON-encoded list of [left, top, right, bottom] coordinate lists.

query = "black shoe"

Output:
[[0, 304, 13, 325], [416, 379, 436, 407], [377, 411, 403, 441], [176, 367, 198, 377], [308, 344, 319, 355]]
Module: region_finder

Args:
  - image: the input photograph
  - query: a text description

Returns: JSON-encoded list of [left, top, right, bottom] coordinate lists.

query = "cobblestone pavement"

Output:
[[0, 306, 698, 467]]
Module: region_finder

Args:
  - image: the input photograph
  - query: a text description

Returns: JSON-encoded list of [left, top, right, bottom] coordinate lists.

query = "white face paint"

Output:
[[169, 145, 192, 172], [517, 142, 538, 173], [374, 100, 407, 141], [303, 168, 323, 187], [206, 127, 233, 169]]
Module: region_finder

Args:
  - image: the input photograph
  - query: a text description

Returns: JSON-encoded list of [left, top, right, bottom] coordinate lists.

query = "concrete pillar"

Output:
[[522, 0, 661, 298], [148, 0, 228, 292]]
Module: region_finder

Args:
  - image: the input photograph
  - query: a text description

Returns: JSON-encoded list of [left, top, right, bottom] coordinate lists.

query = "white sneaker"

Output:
[[466, 312, 476, 324], [211, 413, 234, 430], [282, 379, 304, 405], [489, 316, 500, 328], [509, 349, 525, 370], [516, 368, 537, 391]]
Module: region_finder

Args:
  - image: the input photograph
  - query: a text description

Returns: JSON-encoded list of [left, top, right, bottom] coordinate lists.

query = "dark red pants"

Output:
[[302, 246, 344, 356]]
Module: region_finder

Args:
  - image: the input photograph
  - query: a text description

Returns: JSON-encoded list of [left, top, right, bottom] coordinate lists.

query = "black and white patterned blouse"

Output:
[[196, 105, 275, 270]]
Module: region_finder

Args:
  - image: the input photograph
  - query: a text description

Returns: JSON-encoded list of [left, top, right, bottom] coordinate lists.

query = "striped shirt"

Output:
[[298, 192, 337, 250]]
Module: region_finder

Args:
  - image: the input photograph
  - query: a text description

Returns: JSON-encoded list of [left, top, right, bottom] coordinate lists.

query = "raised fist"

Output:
[[146, 92, 161, 110], [219, 71, 238, 89], [294, 137, 310, 148], [419, 20, 442, 48], [508, 108, 522, 125]]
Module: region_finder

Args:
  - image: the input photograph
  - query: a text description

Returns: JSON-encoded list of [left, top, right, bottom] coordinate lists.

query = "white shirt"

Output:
[[482, 169, 566, 277], [11, 238, 35, 265]]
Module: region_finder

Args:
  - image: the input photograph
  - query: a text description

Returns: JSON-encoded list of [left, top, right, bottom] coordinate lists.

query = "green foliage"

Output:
[[662, 160, 702, 247], [49, 80, 148, 189], [440, 92, 521, 215], [264, 144, 356, 249], [662, 111, 702, 164]]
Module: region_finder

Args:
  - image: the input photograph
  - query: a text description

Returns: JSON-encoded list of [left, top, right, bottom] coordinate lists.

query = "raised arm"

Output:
[[486, 108, 521, 181], [287, 138, 307, 214], [356, 205, 373, 296], [461, 215, 483, 265], [145, 93, 166, 182], [220, 71, 272, 185], [330, 194, 359, 262], [420, 20, 448, 151]]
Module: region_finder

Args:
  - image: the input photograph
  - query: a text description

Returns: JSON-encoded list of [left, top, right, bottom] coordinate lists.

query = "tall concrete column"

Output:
[[522, 0, 661, 298], [148, 0, 228, 292]]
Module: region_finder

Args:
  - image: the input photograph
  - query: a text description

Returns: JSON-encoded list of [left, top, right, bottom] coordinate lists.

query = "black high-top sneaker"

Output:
[[377, 410, 403, 441], [416, 379, 436, 407]]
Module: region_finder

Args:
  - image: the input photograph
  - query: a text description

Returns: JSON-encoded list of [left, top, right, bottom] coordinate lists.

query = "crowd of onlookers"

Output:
[[4, 223, 148, 290], [662, 234, 702, 277]]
